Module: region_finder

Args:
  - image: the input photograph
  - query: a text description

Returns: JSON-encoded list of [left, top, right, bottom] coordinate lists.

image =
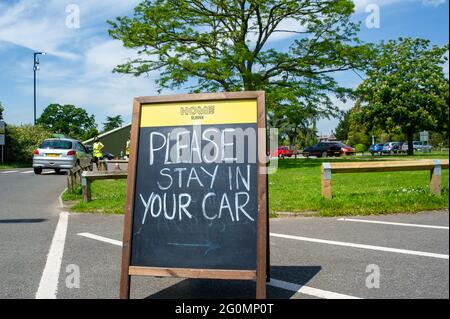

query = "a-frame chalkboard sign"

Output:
[[120, 92, 268, 299]]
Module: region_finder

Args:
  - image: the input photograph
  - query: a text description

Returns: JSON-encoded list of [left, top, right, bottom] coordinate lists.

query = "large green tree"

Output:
[[103, 115, 124, 132], [37, 104, 98, 141], [108, 0, 372, 143], [357, 38, 449, 155]]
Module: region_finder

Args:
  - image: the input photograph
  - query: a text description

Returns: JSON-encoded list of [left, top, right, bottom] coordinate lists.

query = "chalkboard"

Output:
[[120, 92, 267, 298]]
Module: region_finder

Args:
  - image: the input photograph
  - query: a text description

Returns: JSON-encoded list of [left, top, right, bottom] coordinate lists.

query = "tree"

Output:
[[335, 109, 351, 142], [4, 124, 52, 163], [103, 115, 124, 132], [37, 104, 98, 141], [108, 0, 372, 141], [0, 101, 4, 120], [357, 38, 449, 155]]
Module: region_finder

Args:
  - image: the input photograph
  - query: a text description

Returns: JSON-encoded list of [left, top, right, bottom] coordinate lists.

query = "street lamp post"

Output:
[[33, 52, 46, 125]]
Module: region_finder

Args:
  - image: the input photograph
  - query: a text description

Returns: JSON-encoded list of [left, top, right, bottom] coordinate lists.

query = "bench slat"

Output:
[[328, 159, 449, 173], [82, 171, 128, 180]]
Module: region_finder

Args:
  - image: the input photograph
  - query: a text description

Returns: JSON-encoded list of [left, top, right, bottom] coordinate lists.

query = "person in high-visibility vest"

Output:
[[92, 136, 104, 170], [125, 133, 131, 159]]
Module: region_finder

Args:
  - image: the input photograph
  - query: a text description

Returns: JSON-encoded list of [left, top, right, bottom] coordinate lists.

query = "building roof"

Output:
[[83, 123, 131, 144]]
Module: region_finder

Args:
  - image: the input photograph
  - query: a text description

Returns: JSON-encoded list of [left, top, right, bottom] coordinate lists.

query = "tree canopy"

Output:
[[108, 0, 372, 144], [356, 38, 449, 154], [103, 115, 124, 132], [37, 103, 98, 141]]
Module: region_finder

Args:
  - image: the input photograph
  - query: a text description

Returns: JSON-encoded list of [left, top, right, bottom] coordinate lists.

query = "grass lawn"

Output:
[[63, 152, 449, 217], [0, 163, 30, 170], [62, 180, 127, 214]]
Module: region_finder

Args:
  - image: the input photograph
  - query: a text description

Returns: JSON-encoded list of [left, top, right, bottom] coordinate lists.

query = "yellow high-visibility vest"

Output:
[[125, 140, 130, 156], [93, 142, 104, 158]]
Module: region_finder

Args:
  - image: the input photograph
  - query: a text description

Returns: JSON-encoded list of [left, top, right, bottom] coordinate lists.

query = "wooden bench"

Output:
[[321, 159, 449, 199], [81, 170, 128, 202]]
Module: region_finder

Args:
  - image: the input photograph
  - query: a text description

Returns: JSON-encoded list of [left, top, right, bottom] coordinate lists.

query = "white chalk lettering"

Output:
[[236, 165, 251, 191], [163, 193, 177, 220], [178, 193, 192, 220], [219, 193, 234, 221], [174, 167, 187, 188], [202, 192, 217, 220], [200, 165, 219, 189], [235, 192, 253, 221], [157, 168, 173, 190], [187, 167, 204, 188], [221, 128, 237, 162], [151, 194, 162, 217], [139, 192, 154, 224], [149, 132, 166, 165], [202, 128, 220, 163]]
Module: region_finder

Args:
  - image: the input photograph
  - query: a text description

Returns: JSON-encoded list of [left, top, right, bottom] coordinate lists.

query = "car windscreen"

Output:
[[39, 140, 73, 150]]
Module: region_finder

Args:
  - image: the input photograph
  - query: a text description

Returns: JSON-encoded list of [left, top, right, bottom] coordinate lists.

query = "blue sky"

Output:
[[0, 0, 448, 134]]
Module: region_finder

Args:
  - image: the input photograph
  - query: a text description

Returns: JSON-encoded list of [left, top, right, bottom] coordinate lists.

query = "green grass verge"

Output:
[[62, 179, 127, 214], [63, 152, 449, 216], [0, 163, 30, 169]]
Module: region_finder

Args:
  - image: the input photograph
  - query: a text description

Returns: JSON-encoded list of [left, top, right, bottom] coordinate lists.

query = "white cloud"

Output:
[[422, 0, 446, 6], [353, 0, 447, 13], [0, 0, 152, 125]]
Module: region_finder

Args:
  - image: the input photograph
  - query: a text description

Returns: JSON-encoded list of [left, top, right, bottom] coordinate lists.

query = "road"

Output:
[[0, 167, 448, 299], [0, 168, 66, 298]]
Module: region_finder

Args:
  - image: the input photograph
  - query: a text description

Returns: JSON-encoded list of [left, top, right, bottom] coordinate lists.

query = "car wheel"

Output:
[[34, 167, 42, 175], [279, 154, 284, 159]]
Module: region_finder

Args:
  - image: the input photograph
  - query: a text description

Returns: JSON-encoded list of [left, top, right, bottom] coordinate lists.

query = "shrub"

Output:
[[4, 124, 53, 164], [355, 143, 368, 153]]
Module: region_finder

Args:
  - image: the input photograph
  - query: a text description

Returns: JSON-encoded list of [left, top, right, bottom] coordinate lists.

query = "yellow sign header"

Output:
[[140, 99, 257, 127]]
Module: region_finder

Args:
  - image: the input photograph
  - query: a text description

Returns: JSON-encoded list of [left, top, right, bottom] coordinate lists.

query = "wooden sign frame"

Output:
[[120, 91, 267, 299]]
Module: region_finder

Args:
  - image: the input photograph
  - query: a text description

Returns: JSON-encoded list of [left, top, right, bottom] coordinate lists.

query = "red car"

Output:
[[335, 142, 355, 156], [271, 146, 294, 158]]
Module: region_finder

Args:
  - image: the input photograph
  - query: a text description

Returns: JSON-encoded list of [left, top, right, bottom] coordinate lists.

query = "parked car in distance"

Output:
[[369, 143, 384, 155], [334, 142, 355, 156], [32, 138, 92, 174], [303, 142, 341, 158], [382, 142, 400, 155], [271, 146, 294, 158], [413, 141, 432, 152]]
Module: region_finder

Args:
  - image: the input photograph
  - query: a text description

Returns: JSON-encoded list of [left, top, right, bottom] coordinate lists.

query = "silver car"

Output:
[[32, 138, 92, 174]]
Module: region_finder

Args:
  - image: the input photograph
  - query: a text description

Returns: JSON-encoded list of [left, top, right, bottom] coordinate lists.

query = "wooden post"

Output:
[[321, 163, 332, 199], [81, 173, 91, 202], [430, 160, 441, 195], [67, 172, 73, 193]]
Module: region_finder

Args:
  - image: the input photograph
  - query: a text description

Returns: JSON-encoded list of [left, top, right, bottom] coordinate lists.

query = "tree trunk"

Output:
[[407, 131, 414, 156]]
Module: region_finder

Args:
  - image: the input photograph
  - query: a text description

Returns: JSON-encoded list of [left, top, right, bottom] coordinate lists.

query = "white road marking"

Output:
[[36, 212, 69, 299], [77, 232, 360, 299], [337, 218, 449, 230], [58, 188, 67, 209], [1, 170, 18, 174], [268, 278, 361, 299], [270, 233, 449, 260], [20, 170, 34, 174], [78, 232, 122, 246]]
